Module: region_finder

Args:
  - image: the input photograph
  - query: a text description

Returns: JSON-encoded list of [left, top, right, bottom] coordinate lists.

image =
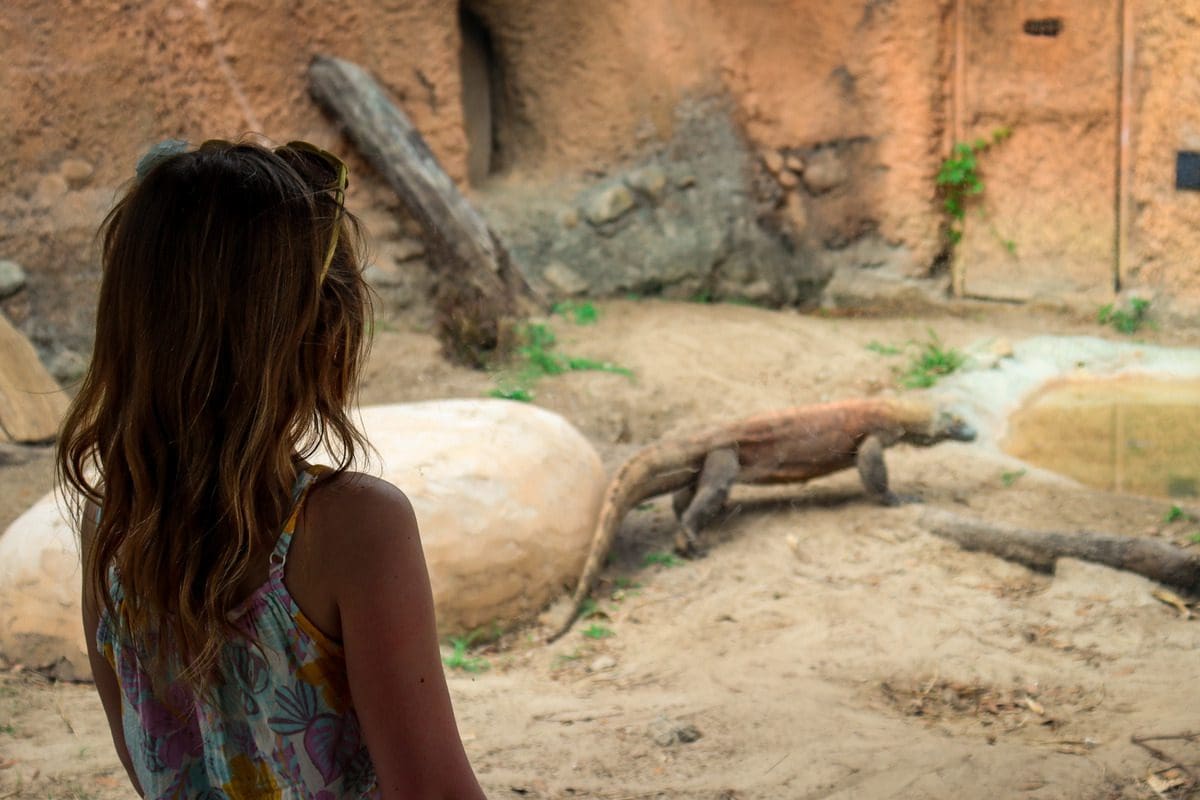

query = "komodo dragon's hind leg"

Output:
[[674, 447, 739, 557], [856, 434, 919, 506]]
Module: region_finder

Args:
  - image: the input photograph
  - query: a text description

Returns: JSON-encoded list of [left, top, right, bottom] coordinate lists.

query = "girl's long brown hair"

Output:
[[56, 140, 372, 689]]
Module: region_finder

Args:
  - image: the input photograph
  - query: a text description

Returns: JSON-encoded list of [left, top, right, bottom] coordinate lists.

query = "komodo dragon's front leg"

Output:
[[856, 433, 910, 506], [671, 447, 739, 556]]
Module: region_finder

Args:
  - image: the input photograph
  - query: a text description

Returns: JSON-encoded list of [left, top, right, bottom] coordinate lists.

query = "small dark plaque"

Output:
[[1023, 18, 1063, 37], [1177, 151, 1200, 191]]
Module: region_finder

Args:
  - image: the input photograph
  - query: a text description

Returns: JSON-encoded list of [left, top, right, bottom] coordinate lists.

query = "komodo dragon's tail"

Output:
[[545, 440, 707, 642]]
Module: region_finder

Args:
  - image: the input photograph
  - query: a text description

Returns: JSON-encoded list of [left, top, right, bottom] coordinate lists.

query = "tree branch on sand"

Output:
[[922, 508, 1200, 594], [308, 55, 542, 366]]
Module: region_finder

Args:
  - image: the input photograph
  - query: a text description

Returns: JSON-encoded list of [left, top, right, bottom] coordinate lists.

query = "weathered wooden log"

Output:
[[0, 313, 68, 443], [922, 508, 1200, 594], [308, 55, 540, 365]]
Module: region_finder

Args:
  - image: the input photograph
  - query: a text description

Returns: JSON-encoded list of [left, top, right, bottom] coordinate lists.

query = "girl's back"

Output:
[[60, 139, 487, 799]]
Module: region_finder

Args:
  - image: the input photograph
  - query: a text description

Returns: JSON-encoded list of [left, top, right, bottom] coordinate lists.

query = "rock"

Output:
[[1043, 558, 1159, 609], [991, 338, 1014, 359], [0, 313, 69, 442], [32, 173, 68, 208], [802, 149, 848, 194], [558, 208, 580, 229], [59, 158, 95, 188], [777, 170, 798, 189], [761, 150, 784, 175], [585, 183, 636, 225], [0, 494, 89, 680], [362, 262, 404, 289], [626, 165, 668, 201], [588, 655, 616, 672], [0, 400, 605, 679], [47, 348, 88, 385], [785, 154, 805, 173], [674, 173, 697, 189], [542, 262, 590, 295], [386, 237, 425, 263], [332, 401, 605, 636], [0, 260, 26, 299], [648, 716, 702, 746], [783, 193, 808, 233]]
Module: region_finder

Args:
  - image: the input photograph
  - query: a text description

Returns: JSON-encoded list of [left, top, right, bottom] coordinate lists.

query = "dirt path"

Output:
[[3, 299, 1199, 799]]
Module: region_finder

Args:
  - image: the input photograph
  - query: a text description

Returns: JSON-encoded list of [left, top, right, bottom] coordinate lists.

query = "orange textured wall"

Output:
[[1128, 0, 1200, 303], [0, 0, 1196, 344]]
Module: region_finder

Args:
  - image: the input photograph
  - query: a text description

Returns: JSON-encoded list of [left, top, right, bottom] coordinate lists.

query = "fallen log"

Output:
[[922, 508, 1200, 594], [308, 55, 540, 365]]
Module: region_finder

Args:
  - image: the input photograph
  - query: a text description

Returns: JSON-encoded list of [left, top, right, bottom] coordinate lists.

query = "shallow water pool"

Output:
[[1003, 376, 1200, 499]]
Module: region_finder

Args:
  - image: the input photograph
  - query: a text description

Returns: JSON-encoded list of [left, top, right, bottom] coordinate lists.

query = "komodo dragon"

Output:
[[546, 396, 976, 641]]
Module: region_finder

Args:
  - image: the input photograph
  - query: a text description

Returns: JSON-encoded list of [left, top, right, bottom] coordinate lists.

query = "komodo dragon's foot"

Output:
[[673, 527, 707, 559], [878, 491, 924, 507]]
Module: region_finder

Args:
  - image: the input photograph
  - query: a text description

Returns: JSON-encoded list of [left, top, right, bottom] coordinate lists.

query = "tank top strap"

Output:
[[268, 465, 330, 574]]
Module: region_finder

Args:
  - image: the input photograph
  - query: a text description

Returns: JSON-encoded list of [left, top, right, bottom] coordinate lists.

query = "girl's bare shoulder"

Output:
[[304, 471, 421, 565]]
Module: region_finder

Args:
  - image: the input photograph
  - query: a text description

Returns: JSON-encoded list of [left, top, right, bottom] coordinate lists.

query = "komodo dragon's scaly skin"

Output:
[[546, 396, 976, 641]]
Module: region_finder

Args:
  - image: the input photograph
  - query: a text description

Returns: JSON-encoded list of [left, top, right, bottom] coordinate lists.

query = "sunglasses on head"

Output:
[[197, 139, 350, 283], [274, 141, 349, 284]]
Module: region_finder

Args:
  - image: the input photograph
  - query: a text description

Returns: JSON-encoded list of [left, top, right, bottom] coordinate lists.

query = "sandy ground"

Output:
[[3, 299, 1200, 799]]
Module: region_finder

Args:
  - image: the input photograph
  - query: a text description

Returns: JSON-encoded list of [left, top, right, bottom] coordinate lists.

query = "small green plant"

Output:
[[937, 127, 1013, 248], [1189, 532, 1200, 545], [898, 331, 966, 389], [1165, 505, 1198, 524], [442, 633, 490, 673], [613, 576, 642, 590], [487, 387, 534, 402], [582, 623, 614, 639], [866, 341, 902, 356], [578, 597, 610, 621], [488, 320, 634, 401], [642, 551, 683, 568], [0, 723, 15, 735], [1098, 298, 1151, 335], [690, 290, 714, 304], [553, 650, 583, 667], [552, 300, 599, 325], [1000, 469, 1026, 487]]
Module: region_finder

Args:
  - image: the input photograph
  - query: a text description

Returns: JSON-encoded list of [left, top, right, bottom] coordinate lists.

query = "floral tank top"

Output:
[[95, 467, 379, 799]]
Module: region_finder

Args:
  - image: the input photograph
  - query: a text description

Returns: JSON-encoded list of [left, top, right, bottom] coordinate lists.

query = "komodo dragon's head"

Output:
[[896, 403, 977, 446]]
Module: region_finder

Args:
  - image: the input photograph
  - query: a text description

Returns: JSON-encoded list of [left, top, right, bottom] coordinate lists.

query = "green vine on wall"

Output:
[[937, 126, 1014, 250]]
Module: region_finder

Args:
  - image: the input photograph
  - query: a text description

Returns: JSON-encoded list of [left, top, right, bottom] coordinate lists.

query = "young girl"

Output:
[[56, 139, 488, 799]]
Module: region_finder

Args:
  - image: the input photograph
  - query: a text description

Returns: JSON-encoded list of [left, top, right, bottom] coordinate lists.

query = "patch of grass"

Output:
[[552, 300, 599, 325], [579, 597, 611, 621], [1190, 532, 1200, 545], [442, 632, 490, 674], [1098, 298, 1152, 335], [642, 551, 683, 568], [553, 650, 583, 667], [581, 623, 614, 640], [866, 340, 902, 356], [0, 723, 14, 735], [487, 387, 535, 403], [488, 320, 634, 401], [898, 330, 966, 389], [613, 577, 641, 590], [1166, 505, 1198, 524], [1000, 469, 1026, 487]]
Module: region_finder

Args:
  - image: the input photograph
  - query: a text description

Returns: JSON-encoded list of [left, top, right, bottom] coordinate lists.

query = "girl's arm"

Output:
[[328, 477, 488, 800], [79, 501, 144, 797]]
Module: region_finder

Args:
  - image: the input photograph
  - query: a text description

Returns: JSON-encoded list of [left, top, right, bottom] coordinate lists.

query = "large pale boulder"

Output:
[[345, 400, 606, 635], [0, 400, 605, 679], [0, 493, 87, 679]]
